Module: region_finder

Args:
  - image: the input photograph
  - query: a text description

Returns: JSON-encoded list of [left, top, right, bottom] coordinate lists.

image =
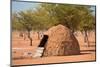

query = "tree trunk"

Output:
[[37, 31, 40, 40], [27, 31, 32, 46], [84, 31, 90, 47]]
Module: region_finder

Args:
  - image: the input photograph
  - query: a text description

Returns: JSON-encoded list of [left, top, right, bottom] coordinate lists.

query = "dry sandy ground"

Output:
[[12, 31, 96, 66]]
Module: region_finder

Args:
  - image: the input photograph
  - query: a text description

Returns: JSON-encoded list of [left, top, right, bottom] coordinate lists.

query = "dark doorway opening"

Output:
[[38, 35, 48, 47]]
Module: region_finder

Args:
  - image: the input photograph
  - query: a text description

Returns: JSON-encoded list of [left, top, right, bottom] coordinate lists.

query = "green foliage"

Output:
[[12, 3, 95, 32], [12, 13, 24, 31], [40, 4, 95, 32]]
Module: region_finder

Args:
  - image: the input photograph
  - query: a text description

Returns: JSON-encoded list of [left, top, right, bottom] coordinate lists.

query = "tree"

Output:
[[39, 4, 95, 47], [40, 4, 95, 32], [12, 13, 24, 31], [13, 10, 43, 46], [12, 3, 95, 47]]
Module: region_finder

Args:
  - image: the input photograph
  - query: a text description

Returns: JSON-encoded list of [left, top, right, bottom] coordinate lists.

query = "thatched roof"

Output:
[[42, 24, 80, 57]]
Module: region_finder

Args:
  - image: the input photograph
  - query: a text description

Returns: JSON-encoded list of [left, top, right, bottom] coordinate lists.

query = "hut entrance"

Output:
[[38, 35, 48, 47], [33, 35, 48, 58]]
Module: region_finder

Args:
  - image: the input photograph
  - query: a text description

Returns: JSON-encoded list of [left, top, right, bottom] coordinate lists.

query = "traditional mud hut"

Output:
[[41, 24, 80, 57]]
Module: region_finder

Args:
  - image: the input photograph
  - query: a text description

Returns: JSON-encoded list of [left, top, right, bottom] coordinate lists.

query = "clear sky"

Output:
[[12, 1, 95, 16], [12, 1, 40, 12], [90, 6, 96, 16]]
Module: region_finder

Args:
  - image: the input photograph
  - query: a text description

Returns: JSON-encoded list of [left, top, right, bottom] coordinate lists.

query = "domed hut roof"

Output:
[[42, 24, 80, 57]]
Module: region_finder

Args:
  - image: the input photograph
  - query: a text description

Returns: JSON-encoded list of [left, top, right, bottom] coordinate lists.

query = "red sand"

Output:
[[12, 31, 96, 66]]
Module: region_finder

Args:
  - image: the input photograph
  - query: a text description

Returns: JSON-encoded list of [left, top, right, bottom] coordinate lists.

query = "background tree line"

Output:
[[12, 3, 95, 46]]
